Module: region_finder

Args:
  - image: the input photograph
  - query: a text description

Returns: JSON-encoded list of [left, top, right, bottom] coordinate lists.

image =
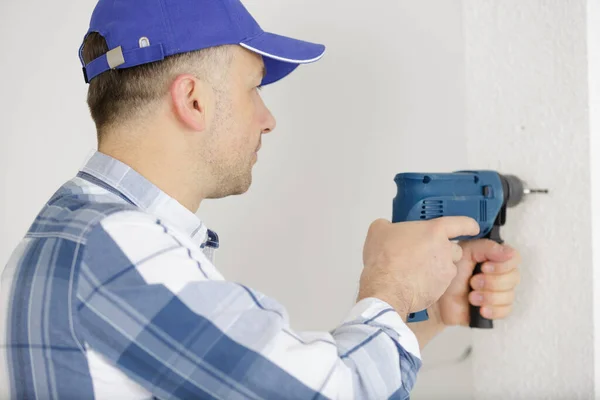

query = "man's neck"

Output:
[[98, 142, 204, 213]]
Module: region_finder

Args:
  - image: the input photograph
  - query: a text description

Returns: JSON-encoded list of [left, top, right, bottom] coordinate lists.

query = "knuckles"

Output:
[[429, 218, 447, 236], [368, 218, 390, 236]]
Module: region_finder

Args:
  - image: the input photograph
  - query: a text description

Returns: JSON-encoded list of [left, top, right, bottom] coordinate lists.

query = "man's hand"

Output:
[[358, 217, 480, 319], [437, 239, 521, 327]]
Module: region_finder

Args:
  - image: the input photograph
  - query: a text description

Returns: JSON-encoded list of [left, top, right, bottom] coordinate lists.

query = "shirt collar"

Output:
[[79, 151, 212, 248]]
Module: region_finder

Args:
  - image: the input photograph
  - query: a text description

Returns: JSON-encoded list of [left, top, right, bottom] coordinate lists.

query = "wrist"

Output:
[[408, 303, 448, 351], [357, 291, 410, 322], [426, 302, 446, 329]]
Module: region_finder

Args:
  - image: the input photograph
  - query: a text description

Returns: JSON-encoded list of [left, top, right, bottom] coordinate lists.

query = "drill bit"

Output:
[[524, 188, 549, 194]]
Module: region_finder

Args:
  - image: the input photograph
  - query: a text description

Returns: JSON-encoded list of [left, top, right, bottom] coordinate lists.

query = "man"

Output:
[[0, 0, 521, 398]]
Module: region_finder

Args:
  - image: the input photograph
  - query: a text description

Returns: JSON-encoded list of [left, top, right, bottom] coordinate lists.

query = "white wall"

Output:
[[0, 0, 472, 398], [464, 1, 595, 398], [591, 0, 600, 397]]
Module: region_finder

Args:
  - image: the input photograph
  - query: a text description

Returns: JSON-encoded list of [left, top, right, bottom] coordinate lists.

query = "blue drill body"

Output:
[[392, 171, 507, 324]]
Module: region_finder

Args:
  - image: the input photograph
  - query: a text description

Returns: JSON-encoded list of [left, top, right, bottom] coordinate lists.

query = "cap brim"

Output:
[[240, 32, 326, 86]]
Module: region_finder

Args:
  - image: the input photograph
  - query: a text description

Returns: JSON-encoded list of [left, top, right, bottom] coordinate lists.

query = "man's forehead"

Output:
[[235, 45, 266, 79]]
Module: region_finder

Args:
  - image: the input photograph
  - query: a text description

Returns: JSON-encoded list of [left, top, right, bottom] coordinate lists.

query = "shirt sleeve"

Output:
[[75, 211, 422, 400]]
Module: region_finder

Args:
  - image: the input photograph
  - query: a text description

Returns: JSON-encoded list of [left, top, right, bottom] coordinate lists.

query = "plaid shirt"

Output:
[[0, 151, 422, 400]]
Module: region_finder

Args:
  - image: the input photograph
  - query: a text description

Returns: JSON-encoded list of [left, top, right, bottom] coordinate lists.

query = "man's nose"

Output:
[[262, 108, 276, 134]]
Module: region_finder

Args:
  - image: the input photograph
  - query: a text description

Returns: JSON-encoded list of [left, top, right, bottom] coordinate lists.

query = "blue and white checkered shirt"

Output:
[[0, 151, 422, 399]]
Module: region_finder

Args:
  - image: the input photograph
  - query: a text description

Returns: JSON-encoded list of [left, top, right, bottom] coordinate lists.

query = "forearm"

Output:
[[407, 304, 447, 351]]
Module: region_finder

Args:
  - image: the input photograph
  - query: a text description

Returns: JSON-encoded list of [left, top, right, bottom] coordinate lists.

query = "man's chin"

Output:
[[229, 182, 252, 196], [206, 174, 252, 199], [236, 175, 253, 195]]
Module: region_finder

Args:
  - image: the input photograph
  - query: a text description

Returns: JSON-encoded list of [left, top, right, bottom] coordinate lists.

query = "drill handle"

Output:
[[469, 226, 503, 329], [469, 261, 494, 329]]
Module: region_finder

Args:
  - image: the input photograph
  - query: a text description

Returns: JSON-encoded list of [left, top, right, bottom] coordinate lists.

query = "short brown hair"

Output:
[[81, 33, 232, 140]]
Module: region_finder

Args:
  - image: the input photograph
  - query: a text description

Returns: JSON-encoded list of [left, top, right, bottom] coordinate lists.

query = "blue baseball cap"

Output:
[[79, 0, 326, 86]]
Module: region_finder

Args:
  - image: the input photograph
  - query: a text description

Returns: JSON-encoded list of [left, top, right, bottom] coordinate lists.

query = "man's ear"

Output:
[[170, 74, 209, 132]]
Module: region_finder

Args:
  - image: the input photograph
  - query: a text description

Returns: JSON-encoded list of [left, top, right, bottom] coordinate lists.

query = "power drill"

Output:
[[392, 171, 548, 329]]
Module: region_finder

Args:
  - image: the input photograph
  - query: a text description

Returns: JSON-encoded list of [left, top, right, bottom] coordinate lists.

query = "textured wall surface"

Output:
[[589, 0, 600, 397], [464, 1, 594, 398]]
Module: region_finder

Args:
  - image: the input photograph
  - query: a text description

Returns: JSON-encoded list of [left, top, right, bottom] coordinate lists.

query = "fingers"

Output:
[[467, 249, 521, 321], [436, 217, 480, 240], [480, 305, 512, 319], [470, 268, 521, 291], [461, 239, 518, 264], [451, 243, 463, 263], [479, 259, 519, 275], [469, 290, 515, 307], [469, 289, 515, 320]]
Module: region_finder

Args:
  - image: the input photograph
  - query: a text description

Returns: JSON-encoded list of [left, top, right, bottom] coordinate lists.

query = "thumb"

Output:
[[460, 239, 515, 265]]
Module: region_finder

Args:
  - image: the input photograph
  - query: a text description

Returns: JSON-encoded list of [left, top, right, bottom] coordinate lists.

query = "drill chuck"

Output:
[[501, 174, 549, 208]]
